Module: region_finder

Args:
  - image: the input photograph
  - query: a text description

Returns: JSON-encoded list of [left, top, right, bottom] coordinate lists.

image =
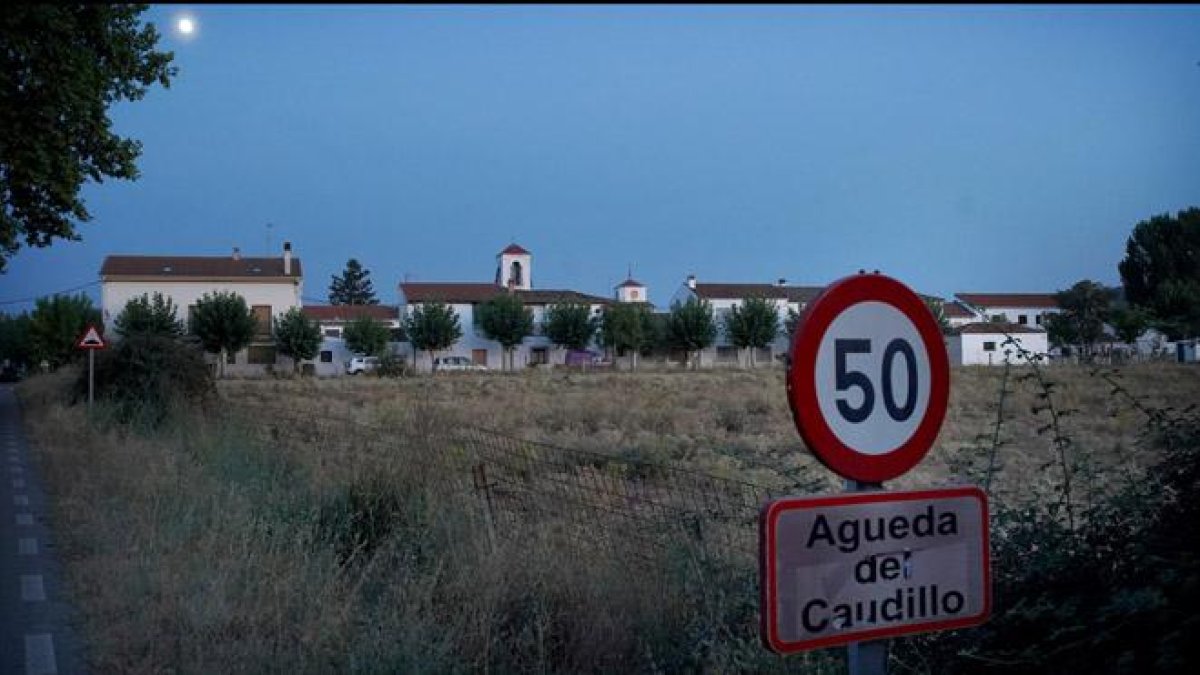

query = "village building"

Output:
[[397, 244, 613, 371], [946, 322, 1050, 366], [99, 243, 303, 375], [300, 304, 403, 376], [953, 293, 1062, 328], [668, 275, 823, 367]]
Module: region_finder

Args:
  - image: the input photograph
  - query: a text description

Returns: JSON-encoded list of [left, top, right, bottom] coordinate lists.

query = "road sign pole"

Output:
[[845, 479, 887, 675], [88, 348, 94, 410]]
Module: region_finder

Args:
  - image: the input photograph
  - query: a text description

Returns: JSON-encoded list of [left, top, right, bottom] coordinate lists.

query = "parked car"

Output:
[[564, 350, 611, 368], [433, 356, 487, 372], [345, 355, 380, 375]]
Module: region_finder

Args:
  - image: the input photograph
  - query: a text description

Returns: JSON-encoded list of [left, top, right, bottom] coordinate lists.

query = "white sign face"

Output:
[[761, 488, 990, 653], [813, 301, 933, 456]]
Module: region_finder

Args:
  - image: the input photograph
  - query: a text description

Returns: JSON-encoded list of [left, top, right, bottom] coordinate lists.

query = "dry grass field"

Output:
[[16, 361, 1200, 673]]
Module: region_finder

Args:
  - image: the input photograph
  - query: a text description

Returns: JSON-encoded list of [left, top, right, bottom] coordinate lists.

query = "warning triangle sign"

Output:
[[76, 325, 107, 350]]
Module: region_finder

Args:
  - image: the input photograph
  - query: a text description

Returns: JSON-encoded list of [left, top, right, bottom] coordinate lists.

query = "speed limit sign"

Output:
[[787, 273, 949, 483]]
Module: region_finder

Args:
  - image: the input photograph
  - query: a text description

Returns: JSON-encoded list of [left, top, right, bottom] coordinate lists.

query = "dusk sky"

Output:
[[3, 4, 1199, 312]]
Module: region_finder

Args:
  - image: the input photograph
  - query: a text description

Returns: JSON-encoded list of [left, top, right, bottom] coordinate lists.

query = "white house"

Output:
[[301, 304, 403, 377], [100, 243, 303, 375], [947, 322, 1050, 366], [941, 300, 983, 328], [397, 244, 613, 371], [954, 293, 1062, 329], [669, 275, 823, 367]]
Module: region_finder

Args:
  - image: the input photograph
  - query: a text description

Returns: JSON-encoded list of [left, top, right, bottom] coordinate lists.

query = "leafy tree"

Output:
[[664, 298, 717, 369], [329, 258, 379, 305], [0, 312, 34, 370], [477, 293, 533, 371], [1044, 312, 1079, 352], [273, 307, 322, 373], [924, 298, 953, 335], [723, 296, 778, 366], [343, 315, 391, 358], [545, 302, 596, 351], [1106, 305, 1150, 354], [1054, 280, 1115, 360], [405, 302, 462, 369], [600, 302, 655, 371], [1118, 207, 1200, 339], [189, 291, 256, 378], [114, 292, 183, 338], [784, 307, 804, 339], [29, 293, 101, 368], [0, 5, 176, 272]]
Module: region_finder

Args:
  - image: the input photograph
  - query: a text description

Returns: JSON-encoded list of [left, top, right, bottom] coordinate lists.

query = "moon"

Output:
[[177, 17, 196, 36]]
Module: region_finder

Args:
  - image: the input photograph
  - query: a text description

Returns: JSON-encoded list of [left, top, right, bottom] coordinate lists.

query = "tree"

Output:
[[477, 293, 533, 371], [545, 302, 596, 351], [723, 296, 778, 367], [1109, 305, 1150, 349], [343, 316, 391, 358], [273, 307, 322, 373], [784, 307, 804, 340], [329, 259, 379, 305], [114, 292, 183, 338], [1054, 280, 1114, 360], [189, 291, 256, 378], [405, 302, 462, 369], [28, 293, 101, 369], [664, 299, 717, 369], [1117, 207, 1200, 339], [600, 302, 655, 371], [1045, 313, 1080, 353], [0, 311, 34, 371], [0, 5, 176, 273], [924, 298, 953, 336]]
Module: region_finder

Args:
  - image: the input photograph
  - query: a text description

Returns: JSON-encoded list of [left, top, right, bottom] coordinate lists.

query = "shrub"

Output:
[[376, 353, 409, 378], [79, 335, 214, 427]]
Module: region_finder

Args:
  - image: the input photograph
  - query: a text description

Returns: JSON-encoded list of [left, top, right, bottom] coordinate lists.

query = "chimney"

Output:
[[687, 274, 696, 290], [777, 277, 787, 287], [232, 246, 241, 261], [283, 241, 292, 275]]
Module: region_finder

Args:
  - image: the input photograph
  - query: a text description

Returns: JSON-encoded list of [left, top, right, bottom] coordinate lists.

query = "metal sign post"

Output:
[[846, 479, 886, 675], [75, 324, 107, 411]]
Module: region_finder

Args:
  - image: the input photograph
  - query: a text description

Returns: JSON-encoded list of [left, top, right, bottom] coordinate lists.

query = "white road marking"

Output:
[[14, 494, 29, 506], [16, 513, 33, 526], [25, 633, 58, 674], [13, 478, 25, 489], [21, 574, 46, 602], [18, 537, 38, 555]]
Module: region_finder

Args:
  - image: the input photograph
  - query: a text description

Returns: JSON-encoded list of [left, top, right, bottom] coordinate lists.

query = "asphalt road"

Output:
[[0, 385, 85, 674]]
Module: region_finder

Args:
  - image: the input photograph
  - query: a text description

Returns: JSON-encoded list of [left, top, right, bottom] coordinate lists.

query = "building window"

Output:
[[251, 305, 272, 337], [226, 350, 238, 365], [319, 351, 333, 363], [247, 345, 277, 365], [716, 346, 738, 363], [530, 348, 548, 365], [1036, 314, 1044, 325], [324, 328, 341, 338], [631, 289, 640, 300], [1018, 315, 1028, 325], [983, 341, 996, 352]]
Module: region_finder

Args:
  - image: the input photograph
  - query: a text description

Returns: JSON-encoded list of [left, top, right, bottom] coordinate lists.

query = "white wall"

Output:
[[967, 305, 1060, 329], [952, 332, 1049, 366]]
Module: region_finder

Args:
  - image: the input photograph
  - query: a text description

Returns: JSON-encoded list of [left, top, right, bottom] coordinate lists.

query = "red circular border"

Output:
[[786, 274, 949, 483]]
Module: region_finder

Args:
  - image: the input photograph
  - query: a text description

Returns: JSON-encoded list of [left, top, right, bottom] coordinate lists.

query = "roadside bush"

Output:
[[376, 353, 410, 378], [892, 411, 1200, 673], [78, 335, 214, 427]]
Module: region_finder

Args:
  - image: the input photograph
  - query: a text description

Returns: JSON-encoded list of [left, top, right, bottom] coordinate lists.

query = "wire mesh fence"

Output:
[[223, 398, 784, 563]]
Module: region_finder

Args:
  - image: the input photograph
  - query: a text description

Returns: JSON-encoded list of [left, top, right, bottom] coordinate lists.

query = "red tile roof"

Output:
[[302, 305, 399, 322], [942, 301, 977, 319], [500, 243, 530, 255], [399, 282, 610, 305], [693, 283, 823, 304], [956, 293, 1059, 309], [101, 255, 302, 279], [956, 322, 1044, 334]]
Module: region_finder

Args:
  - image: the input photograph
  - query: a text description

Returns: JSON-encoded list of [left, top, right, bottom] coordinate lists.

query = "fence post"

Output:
[[472, 462, 497, 552]]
